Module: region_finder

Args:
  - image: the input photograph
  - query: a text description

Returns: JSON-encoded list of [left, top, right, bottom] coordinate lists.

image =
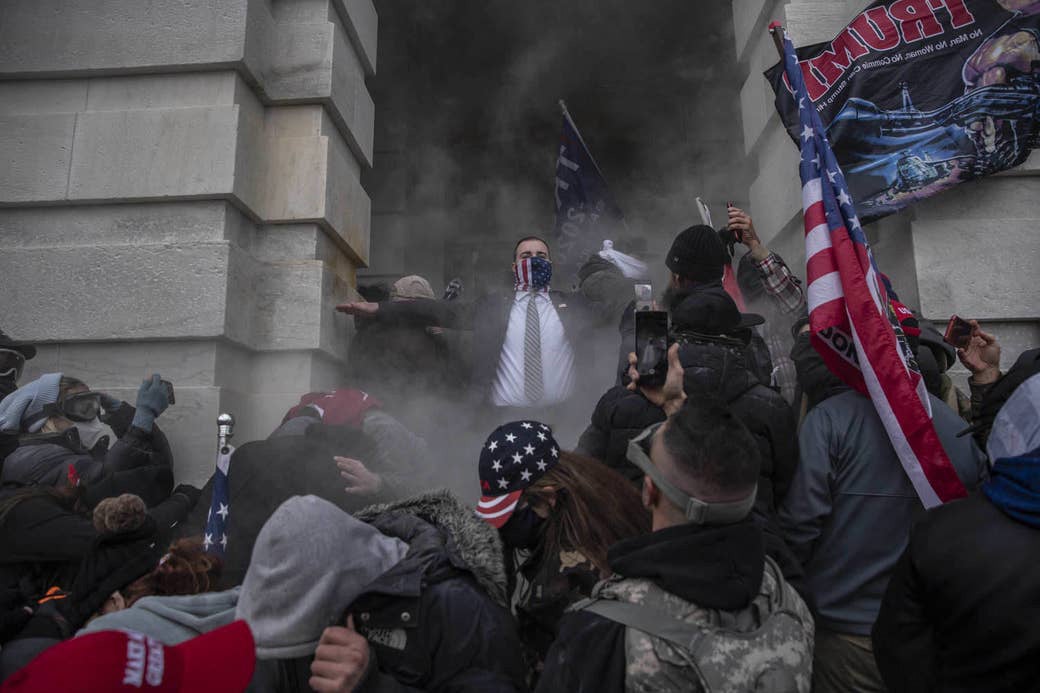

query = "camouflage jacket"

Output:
[[577, 556, 814, 692]]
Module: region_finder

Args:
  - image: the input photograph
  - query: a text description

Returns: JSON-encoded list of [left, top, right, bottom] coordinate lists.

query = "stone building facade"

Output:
[[0, 0, 375, 482]]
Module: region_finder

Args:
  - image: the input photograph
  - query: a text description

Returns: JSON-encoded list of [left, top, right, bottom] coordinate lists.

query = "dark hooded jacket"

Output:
[[179, 413, 433, 589], [579, 282, 799, 513], [253, 492, 526, 693], [366, 257, 633, 406], [535, 519, 767, 693], [0, 486, 193, 650], [0, 403, 174, 508], [873, 448, 1040, 693], [349, 492, 526, 692]]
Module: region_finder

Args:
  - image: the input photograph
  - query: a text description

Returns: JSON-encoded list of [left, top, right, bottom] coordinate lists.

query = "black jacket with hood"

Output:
[[0, 403, 174, 508], [0, 486, 193, 649], [367, 257, 633, 405], [349, 491, 526, 692], [179, 413, 433, 589], [873, 489, 1040, 693], [579, 282, 799, 513], [535, 519, 768, 693]]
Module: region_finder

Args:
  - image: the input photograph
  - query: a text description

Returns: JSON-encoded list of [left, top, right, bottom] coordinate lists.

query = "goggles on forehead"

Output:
[[0, 348, 26, 380], [626, 422, 757, 526], [42, 391, 102, 423]]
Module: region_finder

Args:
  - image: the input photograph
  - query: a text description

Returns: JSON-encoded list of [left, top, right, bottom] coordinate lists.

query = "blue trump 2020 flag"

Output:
[[553, 101, 624, 277]]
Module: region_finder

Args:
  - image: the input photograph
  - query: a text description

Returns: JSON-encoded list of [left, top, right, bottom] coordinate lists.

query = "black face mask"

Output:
[[498, 504, 546, 550]]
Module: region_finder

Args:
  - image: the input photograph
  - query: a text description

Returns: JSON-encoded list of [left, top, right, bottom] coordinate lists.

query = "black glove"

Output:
[[172, 483, 202, 509]]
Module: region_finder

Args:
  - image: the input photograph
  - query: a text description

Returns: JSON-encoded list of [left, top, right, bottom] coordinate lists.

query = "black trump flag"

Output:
[[765, 0, 1040, 224]]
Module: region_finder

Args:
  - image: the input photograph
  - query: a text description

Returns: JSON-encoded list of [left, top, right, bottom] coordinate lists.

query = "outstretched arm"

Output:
[[337, 298, 475, 330]]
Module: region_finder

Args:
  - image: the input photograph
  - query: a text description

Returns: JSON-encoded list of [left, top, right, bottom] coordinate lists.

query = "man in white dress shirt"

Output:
[[336, 236, 631, 428]]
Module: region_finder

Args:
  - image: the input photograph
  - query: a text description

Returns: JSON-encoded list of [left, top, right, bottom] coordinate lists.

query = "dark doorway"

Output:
[[362, 1, 746, 295]]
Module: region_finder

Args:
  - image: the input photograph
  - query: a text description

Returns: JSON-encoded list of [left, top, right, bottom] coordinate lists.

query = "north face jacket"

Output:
[[349, 491, 527, 692]]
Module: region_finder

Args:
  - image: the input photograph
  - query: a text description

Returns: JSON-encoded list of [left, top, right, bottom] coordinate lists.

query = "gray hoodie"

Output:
[[235, 495, 409, 660], [76, 587, 240, 644]]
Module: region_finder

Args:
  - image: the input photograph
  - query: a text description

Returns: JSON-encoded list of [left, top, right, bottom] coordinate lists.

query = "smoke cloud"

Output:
[[345, 1, 751, 498]]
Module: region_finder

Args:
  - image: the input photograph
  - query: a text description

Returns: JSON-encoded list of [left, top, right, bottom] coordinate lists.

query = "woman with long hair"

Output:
[[474, 420, 649, 682]]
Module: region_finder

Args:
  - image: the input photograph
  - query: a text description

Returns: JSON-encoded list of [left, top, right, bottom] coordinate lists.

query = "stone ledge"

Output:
[[0, 201, 231, 248], [68, 106, 240, 201], [0, 80, 370, 265], [0, 0, 375, 167], [2, 243, 232, 342], [0, 0, 252, 77], [0, 113, 76, 202], [332, 0, 378, 75]]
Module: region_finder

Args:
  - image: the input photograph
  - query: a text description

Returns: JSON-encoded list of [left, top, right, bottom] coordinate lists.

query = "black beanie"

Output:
[[666, 225, 729, 283]]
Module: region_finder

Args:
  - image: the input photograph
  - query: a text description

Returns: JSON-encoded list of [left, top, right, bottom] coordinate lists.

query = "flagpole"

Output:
[[768, 21, 786, 59], [558, 99, 612, 185], [557, 99, 630, 233]]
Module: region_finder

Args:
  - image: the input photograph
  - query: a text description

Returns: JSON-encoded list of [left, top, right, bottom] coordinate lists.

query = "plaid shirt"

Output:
[[755, 252, 805, 315]]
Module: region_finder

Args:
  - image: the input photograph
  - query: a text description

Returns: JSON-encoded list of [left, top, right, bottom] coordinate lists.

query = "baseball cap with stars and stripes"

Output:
[[475, 420, 560, 528]]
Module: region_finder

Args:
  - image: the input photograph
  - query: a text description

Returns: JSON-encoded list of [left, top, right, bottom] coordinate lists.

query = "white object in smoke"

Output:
[[695, 197, 713, 227], [599, 240, 648, 279]]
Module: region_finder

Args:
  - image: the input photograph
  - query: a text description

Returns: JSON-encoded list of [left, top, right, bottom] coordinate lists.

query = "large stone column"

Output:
[[0, 0, 377, 483], [733, 0, 1039, 384]]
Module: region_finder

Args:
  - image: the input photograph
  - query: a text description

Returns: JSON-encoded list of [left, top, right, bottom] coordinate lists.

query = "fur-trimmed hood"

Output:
[[355, 489, 509, 607]]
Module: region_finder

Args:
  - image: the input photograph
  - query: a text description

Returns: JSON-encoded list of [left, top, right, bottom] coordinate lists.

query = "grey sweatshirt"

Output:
[[76, 587, 240, 645]]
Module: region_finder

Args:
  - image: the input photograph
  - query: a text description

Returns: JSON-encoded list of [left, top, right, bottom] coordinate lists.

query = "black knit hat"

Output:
[[0, 329, 35, 360], [666, 225, 729, 283]]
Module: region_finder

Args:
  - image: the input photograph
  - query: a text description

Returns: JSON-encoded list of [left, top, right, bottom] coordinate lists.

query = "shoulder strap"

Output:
[[572, 597, 704, 651]]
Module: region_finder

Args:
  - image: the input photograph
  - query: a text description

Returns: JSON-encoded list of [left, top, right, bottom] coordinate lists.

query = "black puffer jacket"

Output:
[[873, 491, 1040, 693], [579, 337, 798, 513], [179, 414, 433, 588], [350, 492, 527, 692], [0, 404, 174, 508]]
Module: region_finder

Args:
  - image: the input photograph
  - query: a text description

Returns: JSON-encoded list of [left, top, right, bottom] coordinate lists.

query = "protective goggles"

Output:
[[0, 348, 26, 381], [48, 392, 102, 422], [626, 422, 757, 526]]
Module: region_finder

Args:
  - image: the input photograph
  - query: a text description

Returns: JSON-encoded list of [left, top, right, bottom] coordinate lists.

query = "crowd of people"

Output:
[[0, 208, 1038, 692]]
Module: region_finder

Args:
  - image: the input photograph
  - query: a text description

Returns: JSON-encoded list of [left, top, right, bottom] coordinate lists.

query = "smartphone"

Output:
[[943, 315, 973, 350], [161, 379, 176, 406], [635, 311, 669, 388], [634, 283, 654, 312]]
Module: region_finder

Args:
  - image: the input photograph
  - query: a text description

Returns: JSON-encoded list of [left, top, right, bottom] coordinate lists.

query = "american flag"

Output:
[[203, 444, 234, 555], [514, 257, 552, 292], [777, 26, 966, 508]]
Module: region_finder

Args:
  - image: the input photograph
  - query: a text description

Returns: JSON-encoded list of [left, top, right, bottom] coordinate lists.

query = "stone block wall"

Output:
[[733, 0, 1039, 387], [0, 0, 377, 483]]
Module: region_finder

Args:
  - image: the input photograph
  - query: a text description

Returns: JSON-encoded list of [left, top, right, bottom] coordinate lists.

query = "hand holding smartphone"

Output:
[[635, 311, 669, 388], [634, 283, 654, 312], [160, 379, 176, 406], [943, 315, 973, 350]]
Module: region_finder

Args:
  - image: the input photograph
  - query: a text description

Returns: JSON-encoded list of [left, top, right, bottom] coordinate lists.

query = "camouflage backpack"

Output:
[[571, 556, 814, 692]]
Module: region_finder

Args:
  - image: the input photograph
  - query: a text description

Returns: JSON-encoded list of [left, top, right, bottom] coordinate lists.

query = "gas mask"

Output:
[[73, 417, 115, 452], [514, 257, 553, 291]]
